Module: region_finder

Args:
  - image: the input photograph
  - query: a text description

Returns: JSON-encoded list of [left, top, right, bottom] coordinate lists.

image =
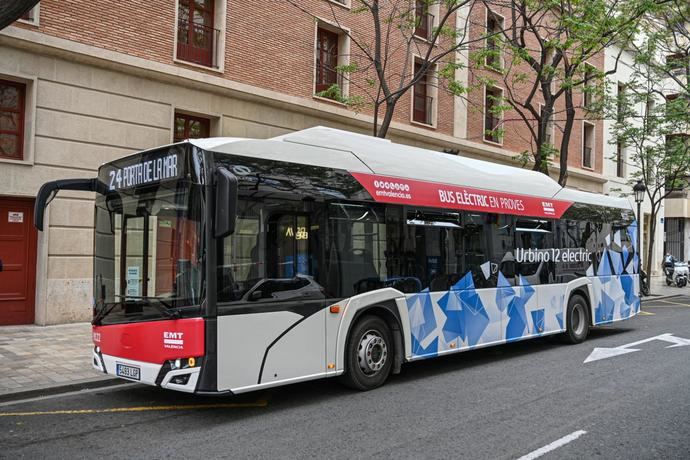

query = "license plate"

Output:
[[116, 363, 140, 381]]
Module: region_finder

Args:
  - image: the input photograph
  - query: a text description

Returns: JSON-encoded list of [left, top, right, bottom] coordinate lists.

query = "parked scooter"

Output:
[[665, 261, 689, 287]]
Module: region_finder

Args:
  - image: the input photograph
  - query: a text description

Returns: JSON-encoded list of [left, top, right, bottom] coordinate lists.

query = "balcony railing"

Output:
[[177, 19, 220, 68], [583, 146, 593, 168], [414, 13, 434, 41]]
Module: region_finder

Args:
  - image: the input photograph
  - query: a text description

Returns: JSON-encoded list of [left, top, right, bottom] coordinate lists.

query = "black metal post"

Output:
[[637, 201, 642, 272]]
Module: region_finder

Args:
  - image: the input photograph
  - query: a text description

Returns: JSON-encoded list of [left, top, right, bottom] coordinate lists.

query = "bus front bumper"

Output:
[[93, 348, 201, 393]]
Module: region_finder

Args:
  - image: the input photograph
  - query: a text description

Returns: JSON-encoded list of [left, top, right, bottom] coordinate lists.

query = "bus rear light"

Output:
[[188, 357, 196, 368], [329, 305, 340, 314]]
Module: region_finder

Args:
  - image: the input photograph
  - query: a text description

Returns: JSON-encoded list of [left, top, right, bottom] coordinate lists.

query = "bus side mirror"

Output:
[[215, 167, 238, 238], [35, 178, 106, 231]]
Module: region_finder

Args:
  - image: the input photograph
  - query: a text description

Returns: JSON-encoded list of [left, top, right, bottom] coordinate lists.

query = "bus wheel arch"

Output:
[[339, 311, 397, 391], [347, 302, 404, 375]]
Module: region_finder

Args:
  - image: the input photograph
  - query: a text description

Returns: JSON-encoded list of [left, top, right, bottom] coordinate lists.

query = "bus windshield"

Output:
[[93, 181, 204, 324]]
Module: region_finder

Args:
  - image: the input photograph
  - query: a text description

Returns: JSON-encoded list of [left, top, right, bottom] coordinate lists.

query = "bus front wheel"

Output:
[[340, 315, 393, 391], [563, 294, 590, 344]]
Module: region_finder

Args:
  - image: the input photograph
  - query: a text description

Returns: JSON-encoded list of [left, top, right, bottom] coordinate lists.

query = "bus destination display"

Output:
[[105, 153, 179, 191]]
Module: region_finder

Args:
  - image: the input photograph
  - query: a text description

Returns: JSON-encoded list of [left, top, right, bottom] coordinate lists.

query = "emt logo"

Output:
[[163, 331, 184, 349]]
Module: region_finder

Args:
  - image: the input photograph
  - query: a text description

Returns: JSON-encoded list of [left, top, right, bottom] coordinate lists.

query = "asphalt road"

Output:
[[2, 297, 690, 459]]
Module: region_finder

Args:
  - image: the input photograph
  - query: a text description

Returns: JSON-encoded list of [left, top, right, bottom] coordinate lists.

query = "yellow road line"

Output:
[[0, 400, 267, 417], [645, 299, 690, 307], [638, 310, 655, 316]]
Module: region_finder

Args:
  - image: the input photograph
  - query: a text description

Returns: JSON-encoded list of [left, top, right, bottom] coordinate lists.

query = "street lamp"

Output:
[[633, 180, 646, 275]]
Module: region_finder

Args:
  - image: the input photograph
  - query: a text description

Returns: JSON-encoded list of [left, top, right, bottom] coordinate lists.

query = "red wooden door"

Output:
[[0, 197, 37, 325]]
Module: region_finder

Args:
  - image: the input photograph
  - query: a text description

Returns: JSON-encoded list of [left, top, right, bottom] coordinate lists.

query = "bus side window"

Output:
[[515, 218, 554, 285], [328, 203, 387, 297]]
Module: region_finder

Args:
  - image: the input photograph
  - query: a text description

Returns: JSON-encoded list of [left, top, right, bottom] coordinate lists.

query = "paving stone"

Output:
[[0, 322, 114, 396]]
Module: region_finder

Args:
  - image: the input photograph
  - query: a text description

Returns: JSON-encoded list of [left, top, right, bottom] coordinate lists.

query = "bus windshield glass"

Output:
[[93, 181, 204, 324]]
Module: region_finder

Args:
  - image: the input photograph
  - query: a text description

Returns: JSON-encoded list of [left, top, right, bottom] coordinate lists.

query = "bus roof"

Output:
[[190, 126, 632, 211]]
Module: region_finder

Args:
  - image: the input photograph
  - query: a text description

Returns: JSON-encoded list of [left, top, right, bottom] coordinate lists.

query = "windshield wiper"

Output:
[[114, 295, 182, 320], [93, 301, 120, 326]]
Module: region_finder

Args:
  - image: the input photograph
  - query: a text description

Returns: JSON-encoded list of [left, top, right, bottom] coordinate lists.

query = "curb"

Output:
[[641, 294, 682, 302], [0, 377, 126, 404]]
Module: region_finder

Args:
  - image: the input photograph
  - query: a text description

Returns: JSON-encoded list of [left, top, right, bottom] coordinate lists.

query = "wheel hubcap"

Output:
[[357, 330, 388, 375], [573, 304, 585, 336]]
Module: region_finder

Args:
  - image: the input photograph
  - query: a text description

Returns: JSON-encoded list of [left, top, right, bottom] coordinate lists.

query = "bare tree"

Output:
[[478, 0, 654, 185], [287, 0, 489, 138]]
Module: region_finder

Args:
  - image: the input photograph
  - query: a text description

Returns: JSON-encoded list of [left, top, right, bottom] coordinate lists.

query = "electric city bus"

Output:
[[34, 127, 640, 394]]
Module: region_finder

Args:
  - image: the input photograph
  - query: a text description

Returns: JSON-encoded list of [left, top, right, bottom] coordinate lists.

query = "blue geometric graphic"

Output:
[[462, 290, 490, 346], [627, 220, 638, 250], [452, 272, 474, 291], [609, 251, 623, 275], [531, 309, 545, 334], [620, 274, 638, 318], [438, 290, 464, 343], [621, 245, 630, 273], [595, 290, 615, 323], [597, 249, 612, 277], [411, 335, 438, 358], [438, 273, 490, 346], [496, 272, 515, 313], [406, 288, 436, 344], [519, 275, 536, 301], [503, 276, 534, 341]]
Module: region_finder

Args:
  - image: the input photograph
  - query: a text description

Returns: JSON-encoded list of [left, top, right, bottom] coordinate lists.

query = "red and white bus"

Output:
[[35, 127, 640, 394]]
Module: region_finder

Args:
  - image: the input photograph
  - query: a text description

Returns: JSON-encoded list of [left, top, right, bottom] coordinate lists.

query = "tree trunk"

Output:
[[645, 205, 657, 284], [376, 99, 398, 138], [558, 89, 576, 186]]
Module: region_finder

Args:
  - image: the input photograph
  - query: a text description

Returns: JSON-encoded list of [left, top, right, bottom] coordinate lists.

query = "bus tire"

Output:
[[562, 294, 589, 344], [340, 315, 393, 391]]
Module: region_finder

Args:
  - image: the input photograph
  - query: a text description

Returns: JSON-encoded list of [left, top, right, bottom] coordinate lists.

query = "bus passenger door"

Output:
[[258, 214, 326, 384], [216, 208, 327, 392]]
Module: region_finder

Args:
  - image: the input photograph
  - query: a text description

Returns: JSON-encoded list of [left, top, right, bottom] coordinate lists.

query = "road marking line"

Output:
[[651, 300, 690, 307], [0, 400, 267, 417], [516, 430, 587, 460], [638, 310, 655, 316]]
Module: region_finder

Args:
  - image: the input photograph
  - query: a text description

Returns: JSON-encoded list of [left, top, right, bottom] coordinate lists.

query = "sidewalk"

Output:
[[646, 274, 688, 299], [0, 322, 115, 400]]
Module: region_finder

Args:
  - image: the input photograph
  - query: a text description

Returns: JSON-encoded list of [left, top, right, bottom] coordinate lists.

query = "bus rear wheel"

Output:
[[340, 315, 393, 391], [562, 294, 589, 344]]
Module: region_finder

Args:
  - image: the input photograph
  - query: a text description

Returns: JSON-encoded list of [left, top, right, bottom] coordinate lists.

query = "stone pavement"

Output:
[[0, 322, 113, 398], [647, 274, 690, 297]]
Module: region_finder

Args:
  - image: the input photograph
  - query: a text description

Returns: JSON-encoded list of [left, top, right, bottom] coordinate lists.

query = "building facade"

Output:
[[602, 44, 665, 275], [0, 0, 610, 325]]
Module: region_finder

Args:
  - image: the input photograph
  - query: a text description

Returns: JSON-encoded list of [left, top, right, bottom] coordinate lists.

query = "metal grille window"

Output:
[[485, 12, 503, 70], [174, 112, 210, 142], [484, 86, 502, 143], [413, 61, 433, 125], [582, 122, 594, 168], [0, 79, 26, 160], [414, 1, 433, 40], [315, 27, 340, 94], [177, 0, 219, 68]]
